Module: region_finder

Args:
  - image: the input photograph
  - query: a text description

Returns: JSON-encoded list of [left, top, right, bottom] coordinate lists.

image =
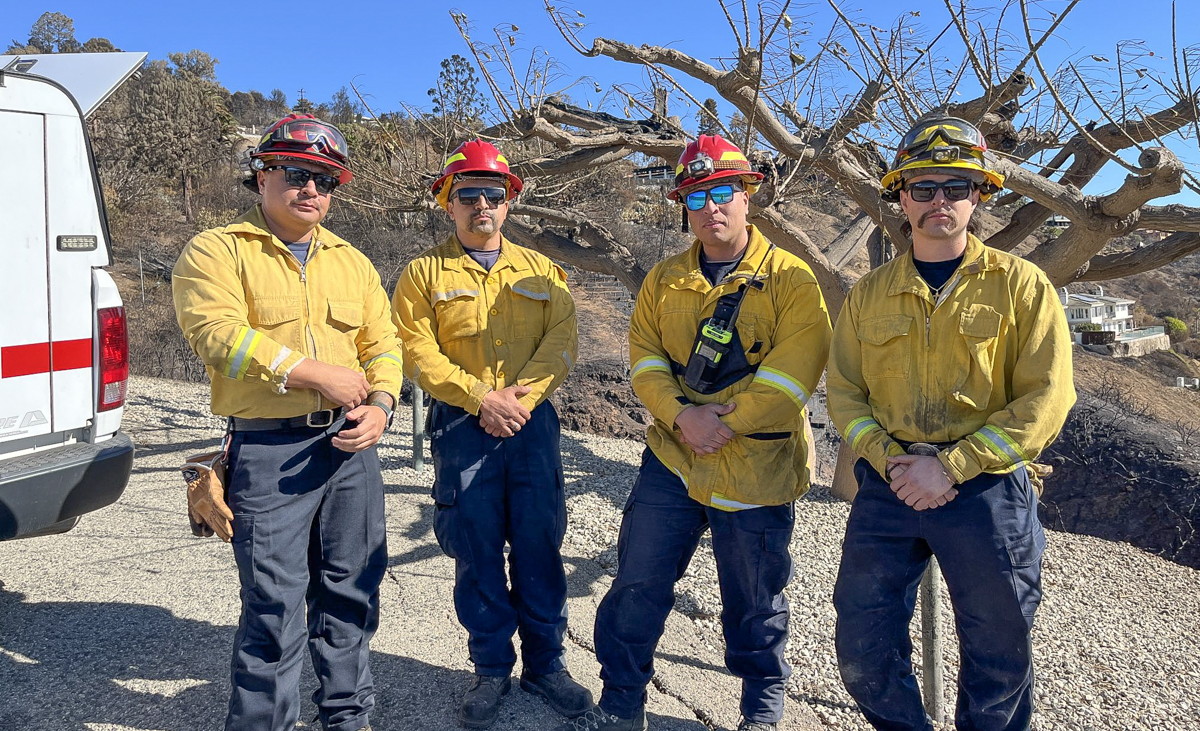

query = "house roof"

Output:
[[1064, 293, 1135, 307]]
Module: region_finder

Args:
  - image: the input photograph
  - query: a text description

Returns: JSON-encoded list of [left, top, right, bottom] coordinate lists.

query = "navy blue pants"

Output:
[[429, 401, 569, 677], [594, 449, 794, 723], [224, 418, 387, 731], [834, 459, 1046, 731]]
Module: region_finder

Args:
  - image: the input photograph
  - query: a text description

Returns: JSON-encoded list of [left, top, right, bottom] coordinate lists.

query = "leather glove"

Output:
[[180, 450, 234, 542]]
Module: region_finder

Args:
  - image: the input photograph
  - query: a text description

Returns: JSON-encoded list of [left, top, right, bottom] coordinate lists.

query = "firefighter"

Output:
[[173, 113, 402, 731], [826, 115, 1076, 731], [561, 135, 832, 731], [392, 140, 589, 729]]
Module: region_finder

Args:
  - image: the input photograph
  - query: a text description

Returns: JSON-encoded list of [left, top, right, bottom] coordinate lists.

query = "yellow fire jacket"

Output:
[[630, 226, 832, 509], [826, 234, 1075, 486], [393, 235, 577, 414], [172, 205, 403, 418]]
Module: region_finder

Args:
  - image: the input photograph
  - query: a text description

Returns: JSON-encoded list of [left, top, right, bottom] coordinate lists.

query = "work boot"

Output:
[[458, 674, 511, 729], [552, 705, 647, 731], [737, 721, 777, 731], [520, 669, 594, 717]]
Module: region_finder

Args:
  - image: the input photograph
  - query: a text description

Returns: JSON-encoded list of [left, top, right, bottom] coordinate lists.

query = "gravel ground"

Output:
[[90, 377, 1200, 729]]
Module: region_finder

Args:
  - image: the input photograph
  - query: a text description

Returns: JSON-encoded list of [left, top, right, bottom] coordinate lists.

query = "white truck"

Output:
[[0, 52, 145, 540]]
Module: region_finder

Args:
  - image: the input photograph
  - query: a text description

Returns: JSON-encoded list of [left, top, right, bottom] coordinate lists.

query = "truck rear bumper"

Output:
[[0, 431, 134, 540]]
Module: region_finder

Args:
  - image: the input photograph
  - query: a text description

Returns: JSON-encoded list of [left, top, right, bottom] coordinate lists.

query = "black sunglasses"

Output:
[[265, 165, 340, 195], [454, 186, 508, 207], [906, 179, 976, 202]]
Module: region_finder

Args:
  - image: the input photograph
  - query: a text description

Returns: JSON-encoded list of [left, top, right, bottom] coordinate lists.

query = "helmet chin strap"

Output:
[[681, 206, 689, 234]]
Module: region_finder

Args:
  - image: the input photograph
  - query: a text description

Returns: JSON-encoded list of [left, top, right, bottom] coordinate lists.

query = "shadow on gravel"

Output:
[[559, 432, 639, 512], [0, 583, 569, 730]]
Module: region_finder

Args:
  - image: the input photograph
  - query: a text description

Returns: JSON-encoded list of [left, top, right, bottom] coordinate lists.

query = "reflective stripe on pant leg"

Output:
[[224, 429, 329, 731], [595, 449, 709, 719], [925, 467, 1043, 731], [307, 439, 389, 731], [707, 500, 795, 724], [506, 402, 569, 676], [429, 403, 517, 675], [832, 459, 933, 731]]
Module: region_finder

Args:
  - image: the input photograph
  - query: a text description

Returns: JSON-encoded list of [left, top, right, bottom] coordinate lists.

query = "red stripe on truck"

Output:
[[1, 342, 50, 378], [1, 338, 93, 377], [52, 338, 93, 371]]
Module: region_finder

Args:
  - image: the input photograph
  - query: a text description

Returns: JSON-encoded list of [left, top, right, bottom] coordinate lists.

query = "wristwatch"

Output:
[[368, 393, 395, 428]]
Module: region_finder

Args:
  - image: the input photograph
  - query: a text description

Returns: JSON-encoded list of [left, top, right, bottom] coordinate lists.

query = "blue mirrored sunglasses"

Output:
[[684, 183, 743, 211]]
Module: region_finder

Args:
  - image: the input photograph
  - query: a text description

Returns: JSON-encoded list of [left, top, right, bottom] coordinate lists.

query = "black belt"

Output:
[[895, 439, 957, 453], [230, 409, 344, 432]]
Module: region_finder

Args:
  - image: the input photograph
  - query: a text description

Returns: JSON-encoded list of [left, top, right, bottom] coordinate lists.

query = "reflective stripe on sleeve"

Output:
[[225, 327, 262, 380], [631, 356, 671, 378], [844, 416, 884, 451], [365, 351, 403, 369], [752, 366, 811, 409], [974, 425, 1027, 467], [563, 350, 575, 369]]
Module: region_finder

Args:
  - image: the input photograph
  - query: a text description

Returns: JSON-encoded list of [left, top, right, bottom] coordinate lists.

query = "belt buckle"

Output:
[[906, 442, 941, 457], [306, 409, 335, 428]]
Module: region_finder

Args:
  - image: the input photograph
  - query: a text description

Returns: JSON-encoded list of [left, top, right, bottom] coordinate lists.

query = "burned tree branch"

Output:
[[1078, 232, 1200, 281]]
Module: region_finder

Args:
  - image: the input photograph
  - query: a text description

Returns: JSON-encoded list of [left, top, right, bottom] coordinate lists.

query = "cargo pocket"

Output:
[[757, 526, 795, 602], [952, 305, 1002, 410], [431, 477, 461, 559], [231, 514, 257, 591], [1007, 522, 1046, 623], [554, 468, 568, 547], [860, 315, 913, 380]]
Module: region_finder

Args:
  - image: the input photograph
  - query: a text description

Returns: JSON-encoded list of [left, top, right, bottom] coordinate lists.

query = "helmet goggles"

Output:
[[261, 118, 349, 165], [896, 118, 985, 160]]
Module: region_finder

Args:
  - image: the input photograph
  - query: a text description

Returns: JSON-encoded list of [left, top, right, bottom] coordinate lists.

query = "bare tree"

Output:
[[341, 1, 1197, 319]]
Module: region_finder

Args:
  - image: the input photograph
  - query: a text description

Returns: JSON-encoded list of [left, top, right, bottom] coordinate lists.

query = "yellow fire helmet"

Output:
[[881, 116, 1005, 202]]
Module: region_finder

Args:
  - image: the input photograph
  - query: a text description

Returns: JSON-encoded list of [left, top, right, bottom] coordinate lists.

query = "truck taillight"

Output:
[[98, 306, 128, 411]]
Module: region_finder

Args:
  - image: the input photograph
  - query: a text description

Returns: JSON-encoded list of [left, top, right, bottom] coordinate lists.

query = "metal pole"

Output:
[[411, 382, 425, 470], [920, 558, 945, 723]]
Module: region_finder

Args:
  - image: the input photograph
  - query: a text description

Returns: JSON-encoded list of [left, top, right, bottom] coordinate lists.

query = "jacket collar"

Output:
[[663, 225, 774, 294], [886, 233, 1006, 300], [438, 233, 530, 276], [223, 204, 349, 249]]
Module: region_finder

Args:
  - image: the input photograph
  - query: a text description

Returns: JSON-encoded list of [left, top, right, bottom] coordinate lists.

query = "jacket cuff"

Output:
[[273, 355, 306, 395], [939, 445, 980, 485], [467, 381, 492, 416]]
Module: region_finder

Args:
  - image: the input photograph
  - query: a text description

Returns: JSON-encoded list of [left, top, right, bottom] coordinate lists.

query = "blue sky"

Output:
[[7, 1, 1198, 205]]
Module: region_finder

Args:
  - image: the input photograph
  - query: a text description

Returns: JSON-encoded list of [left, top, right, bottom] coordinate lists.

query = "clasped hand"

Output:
[[674, 402, 737, 456], [886, 454, 958, 511], [479, 385, 533, 438]]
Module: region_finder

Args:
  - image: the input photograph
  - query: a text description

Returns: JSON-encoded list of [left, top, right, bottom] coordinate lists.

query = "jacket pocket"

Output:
[[953, 305, 1002, 410], [509, 280, 551, 339], [327, 300, 363, 331], [432, 288, 480, 342], [860, 314, 913, 380], [248, 295, 302, 351]]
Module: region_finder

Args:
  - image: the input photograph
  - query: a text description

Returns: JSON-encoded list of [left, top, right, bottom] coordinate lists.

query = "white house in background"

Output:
[[1060, 286, 1136, 333]]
